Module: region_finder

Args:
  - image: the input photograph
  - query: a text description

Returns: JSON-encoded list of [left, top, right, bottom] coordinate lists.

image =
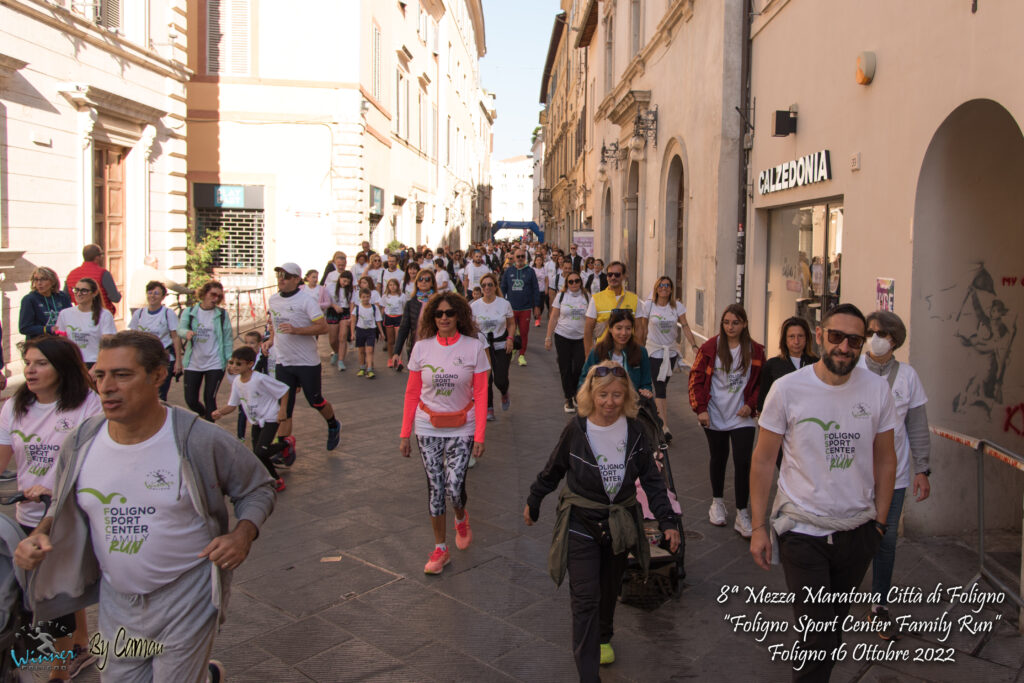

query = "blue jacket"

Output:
[[579, 347, 654, 393], [20, 290, 73, 339], [500, 265, 541, 311]]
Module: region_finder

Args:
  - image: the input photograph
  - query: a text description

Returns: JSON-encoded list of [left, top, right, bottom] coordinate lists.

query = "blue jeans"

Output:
[[871, 487, 906, 604]]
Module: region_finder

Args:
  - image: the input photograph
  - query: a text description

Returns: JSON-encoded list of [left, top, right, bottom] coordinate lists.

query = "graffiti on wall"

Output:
[[925, 263, 1019, 426]]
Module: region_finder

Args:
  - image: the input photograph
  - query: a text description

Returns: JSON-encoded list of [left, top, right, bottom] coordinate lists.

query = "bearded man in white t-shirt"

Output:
[[749, 303, 898, 683]]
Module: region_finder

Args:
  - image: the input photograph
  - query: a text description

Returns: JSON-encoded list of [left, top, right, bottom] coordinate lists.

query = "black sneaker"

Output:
[[869, 606, 900, 641], [208, 659, 225, 683]]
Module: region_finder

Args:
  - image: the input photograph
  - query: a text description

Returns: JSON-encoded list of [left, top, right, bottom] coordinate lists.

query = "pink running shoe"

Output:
[[424, 547, 450, 574], [455, 514, 473, 550]]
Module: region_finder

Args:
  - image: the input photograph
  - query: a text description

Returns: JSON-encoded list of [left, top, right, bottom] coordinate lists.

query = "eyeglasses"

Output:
[[607, 272, 623, 278], [567, 279, 582, 285], [593, 366, 627, 379], [72, 287, 94, 295], [515, 255, 526, 260], [31, 277, 50, 283], [481, 282, 496, 287], [825, 329, 866, 350], [434, 309, 457, 318]]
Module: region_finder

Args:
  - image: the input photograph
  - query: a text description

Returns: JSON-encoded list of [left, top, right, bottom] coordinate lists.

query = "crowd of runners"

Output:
[[2, 237, 933, 682]]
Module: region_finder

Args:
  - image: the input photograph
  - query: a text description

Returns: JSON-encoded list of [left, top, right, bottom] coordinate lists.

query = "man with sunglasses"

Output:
[[749, 303, 898, 682], [265, 263, 342, 453], [499, 249, 541, 366], [583, 261, 639, 358]]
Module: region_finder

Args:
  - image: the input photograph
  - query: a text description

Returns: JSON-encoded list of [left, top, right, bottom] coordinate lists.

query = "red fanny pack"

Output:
[[418, 400, 475, 428]]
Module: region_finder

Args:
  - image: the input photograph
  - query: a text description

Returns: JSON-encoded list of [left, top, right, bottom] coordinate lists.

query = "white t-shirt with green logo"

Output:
[[641, 300, 686, 358], [553, 291, 590, 340], [708, 345, 756, 431], [228, 372, 289, 427], [759, 365, 900, 536], [586, 416, 628, 500], [76, 409, 212, 594], [408, 335, 490, 438], [186, 307, 224, 371], [269, 291, 325, 367], [471, 297, 513, 339], [129, 306, 179, 348], [0, 393, 102, 526], [55, 307, 117, 363]]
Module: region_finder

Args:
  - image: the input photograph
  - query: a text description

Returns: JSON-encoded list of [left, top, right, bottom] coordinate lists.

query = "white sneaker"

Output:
[[734, 508, 753, 538], [709, 499, 727, 526]]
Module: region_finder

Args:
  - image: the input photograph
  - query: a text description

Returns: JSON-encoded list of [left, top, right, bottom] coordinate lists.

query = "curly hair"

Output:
[[575, 360, 639, 419], [418, 291, 477, 338]]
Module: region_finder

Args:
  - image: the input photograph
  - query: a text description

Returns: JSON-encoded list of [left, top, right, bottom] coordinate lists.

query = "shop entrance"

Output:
[[765, 199, 843, 351]]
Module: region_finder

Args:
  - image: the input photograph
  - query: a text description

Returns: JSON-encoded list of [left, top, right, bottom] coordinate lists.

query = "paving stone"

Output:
[[318, 599, 433, 658], [253, 616, 353, 665], [295, 639, 405, 682], [402, 642, 517, 683], [491, 637, 578, 681]]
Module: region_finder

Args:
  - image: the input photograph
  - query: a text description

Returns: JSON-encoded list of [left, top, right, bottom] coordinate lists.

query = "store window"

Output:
[[765, 199, 844, 352]]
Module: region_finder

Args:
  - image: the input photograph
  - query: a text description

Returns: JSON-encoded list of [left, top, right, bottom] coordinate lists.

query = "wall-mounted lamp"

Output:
[[855, 51, 876, 85], [634, 105, 658, 147], [600, 141, 620, 169], [771, 104, 798, 137]]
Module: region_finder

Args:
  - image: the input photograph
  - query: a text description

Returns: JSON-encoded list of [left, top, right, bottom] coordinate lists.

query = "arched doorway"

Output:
[[602, 187, 612, 259], [624, 161, 640, 288], [664, 155, 684, 302], [910, 98, 1024, 532]]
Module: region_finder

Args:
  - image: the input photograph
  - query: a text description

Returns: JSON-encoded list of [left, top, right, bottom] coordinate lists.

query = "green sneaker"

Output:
[[366, 370, 376, 379], [517, 354, 527, 367], [600, 642, 615, 665], [356, 369, 366, 377]]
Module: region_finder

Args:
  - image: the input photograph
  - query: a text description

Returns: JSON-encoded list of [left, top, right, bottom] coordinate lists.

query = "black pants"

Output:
[[778, 523, 882, 682], [251, 422, 287, 480], [158, 355, 175, 402], [183, 369, 225, 421], [486, 346, 511, 408], [554, 333, 585, 400], [568, 527, 628, 683], [703, 426, 756, 508]]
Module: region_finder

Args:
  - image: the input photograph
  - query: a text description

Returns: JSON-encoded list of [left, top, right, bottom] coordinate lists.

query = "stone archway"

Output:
[[624, 161, 640, 289], [602, 187, 612, 258], [910, 98, 1024, 532], [664, 155, 684, 301]]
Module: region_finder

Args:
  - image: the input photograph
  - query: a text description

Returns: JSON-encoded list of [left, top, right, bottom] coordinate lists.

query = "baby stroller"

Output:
[[619, 398, 686, 610], [0, 494, 42, 683]]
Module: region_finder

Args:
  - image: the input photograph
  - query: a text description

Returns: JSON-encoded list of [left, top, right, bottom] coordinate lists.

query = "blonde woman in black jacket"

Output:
[[524, 360, 680, 682]]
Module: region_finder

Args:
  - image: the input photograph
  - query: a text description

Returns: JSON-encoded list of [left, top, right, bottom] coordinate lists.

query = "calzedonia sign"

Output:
[[758, 149, 832, 195]]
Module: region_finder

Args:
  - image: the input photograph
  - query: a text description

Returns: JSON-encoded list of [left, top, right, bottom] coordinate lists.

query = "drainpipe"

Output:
[[736, 0, 753, 304]]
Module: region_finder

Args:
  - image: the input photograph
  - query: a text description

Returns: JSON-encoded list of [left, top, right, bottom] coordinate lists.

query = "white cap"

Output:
[[274, 262, 302, 277]]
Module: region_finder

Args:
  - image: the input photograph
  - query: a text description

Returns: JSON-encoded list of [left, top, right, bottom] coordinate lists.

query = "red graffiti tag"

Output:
[[999, 276, 1024, 286], [1004, 403, 1024, 436]]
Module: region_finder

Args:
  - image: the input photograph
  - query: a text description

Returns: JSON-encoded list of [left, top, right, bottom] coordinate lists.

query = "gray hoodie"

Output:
[[24, 405, 275, 622]]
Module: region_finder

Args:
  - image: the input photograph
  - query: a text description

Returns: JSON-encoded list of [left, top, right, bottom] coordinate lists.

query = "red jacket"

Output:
[[688, 335, 765, 415], [67, 261, 116, 315]]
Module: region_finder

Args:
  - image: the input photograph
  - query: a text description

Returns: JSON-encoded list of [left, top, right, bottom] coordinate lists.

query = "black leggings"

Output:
[[251, 422, 287, 479], [487, 346, 511, 407], [183, 369, 225, 421], [704, 427, 756, 509], [554, 334, 585, 400]]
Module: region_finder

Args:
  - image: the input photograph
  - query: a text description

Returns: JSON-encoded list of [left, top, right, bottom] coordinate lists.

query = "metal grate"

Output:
[[195, 207, 264, 276]]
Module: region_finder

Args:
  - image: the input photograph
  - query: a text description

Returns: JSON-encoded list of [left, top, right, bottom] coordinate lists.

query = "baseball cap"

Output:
[[274, 262, 302, 277]]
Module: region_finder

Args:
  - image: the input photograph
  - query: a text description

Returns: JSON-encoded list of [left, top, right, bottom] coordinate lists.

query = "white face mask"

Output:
[[868, 333, 892, 357]]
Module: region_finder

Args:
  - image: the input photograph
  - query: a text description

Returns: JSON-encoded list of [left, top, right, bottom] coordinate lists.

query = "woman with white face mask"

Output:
[[859, 311, 931, 641]]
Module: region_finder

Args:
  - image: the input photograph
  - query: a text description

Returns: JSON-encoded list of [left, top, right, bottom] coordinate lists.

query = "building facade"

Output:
[[1, 0, 191, 378], [186, 0, 491, 289], [491, 155, 534, 222], [745, 0, 1024, 534], [531, 127, 545, 229]]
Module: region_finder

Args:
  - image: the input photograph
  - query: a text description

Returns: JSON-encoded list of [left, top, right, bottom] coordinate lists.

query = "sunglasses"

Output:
[[515, 255, 526, 259], [567, 279, 582, 285], [593, 366, 627, 379], [417, 277, 433, 282], [868, 330, 891, 339], [657, 283, 672, 289], [607, 272, 623, 278], [481, 282, 496, 287], [434, 309, 457, 318], [825, 329, 866, 350], [72, 287, 95, 295]]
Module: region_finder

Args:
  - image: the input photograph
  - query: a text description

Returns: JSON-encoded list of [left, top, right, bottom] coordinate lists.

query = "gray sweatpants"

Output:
[[96, 561, 218, 683]]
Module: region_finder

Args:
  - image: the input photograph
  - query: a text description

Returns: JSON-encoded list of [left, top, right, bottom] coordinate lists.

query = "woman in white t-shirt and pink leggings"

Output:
[[0, 335, 102, 679], [399, 292, 489, 575], [688, 304, 765, 538]]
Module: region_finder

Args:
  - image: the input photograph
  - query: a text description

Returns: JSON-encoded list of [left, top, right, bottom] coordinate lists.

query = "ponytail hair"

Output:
[[77, 277, 102, 325]]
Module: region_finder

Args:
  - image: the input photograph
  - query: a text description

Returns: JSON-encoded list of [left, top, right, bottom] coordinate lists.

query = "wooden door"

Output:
[[93, 145, 126, 322]]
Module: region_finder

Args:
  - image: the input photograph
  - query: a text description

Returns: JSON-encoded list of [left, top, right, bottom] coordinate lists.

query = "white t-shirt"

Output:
[[857, 357, 928, 489], [544, 261, 558, 289], [185, 307, 224, 371], [464, 263, 492, 290], [76, 409, 212, 594], [56, 307, 117, 363], [353, 302, 382, 329], [435, 269, 451, 292], [128, 306, 178, 348], [532, 266, 548, 292], [351, 262, 368, 280], [382, 268, 404, 289], [228, 372, 289, 426], [587, 417, 628, 500], [0, 393, 102, 526], [269, 290, 325, 367], [642, 300, 686, 358], [708, 345, 756, 431], [759, 365, 900, 536], [408, 335, 490, 438], [552, 291, 589, 340], [323, 278, 352, 310], [365, 268, 384, 289], [381, 293, 407, 317], [404, 281, 416, 297], [471, 297, 514, 339], [302, 284, 323, 304]]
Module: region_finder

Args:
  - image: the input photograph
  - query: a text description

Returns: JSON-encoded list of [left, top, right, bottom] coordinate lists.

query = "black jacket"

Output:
[[393, 296, 425, 358], [757, 353, 819, 412], [585, 272, 607, 293], [527, 416, 677, 533]]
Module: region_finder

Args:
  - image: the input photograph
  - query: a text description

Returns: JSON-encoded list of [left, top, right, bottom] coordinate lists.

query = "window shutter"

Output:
[[207, 0, 250, 76], [98, 0, 120, 30]]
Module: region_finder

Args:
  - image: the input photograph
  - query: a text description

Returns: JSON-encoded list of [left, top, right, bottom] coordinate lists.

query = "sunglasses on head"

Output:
[[434, 309, 457, 318], [825, 329, 866, 350], [593, 366, 627, 379]]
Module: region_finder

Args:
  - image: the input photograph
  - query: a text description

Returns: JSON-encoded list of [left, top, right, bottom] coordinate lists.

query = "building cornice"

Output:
[[0, 53, 28, 84], [58, 83, 168, 123], [608, 89, 650, 129]]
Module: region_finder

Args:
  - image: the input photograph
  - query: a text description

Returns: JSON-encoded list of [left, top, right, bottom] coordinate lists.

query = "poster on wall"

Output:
[[573, 231, 594, 259], [876, 277, 895, 312]]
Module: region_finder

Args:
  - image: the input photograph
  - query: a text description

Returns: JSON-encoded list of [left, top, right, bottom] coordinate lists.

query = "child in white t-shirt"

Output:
[[351, 288, 384, 378], [212, 346, 291, 492]]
